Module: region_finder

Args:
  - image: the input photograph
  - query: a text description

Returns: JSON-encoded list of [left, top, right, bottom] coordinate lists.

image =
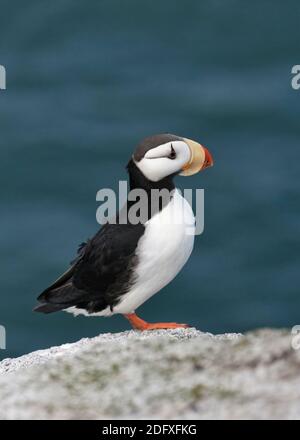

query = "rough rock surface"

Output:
[[0, 328, 298, 420]]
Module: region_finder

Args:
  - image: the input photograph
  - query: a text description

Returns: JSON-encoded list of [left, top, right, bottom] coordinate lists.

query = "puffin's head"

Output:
[[132, 133, 213, 182]]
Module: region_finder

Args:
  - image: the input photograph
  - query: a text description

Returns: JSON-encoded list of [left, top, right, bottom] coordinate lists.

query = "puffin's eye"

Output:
[[169, 144, 176, 160]]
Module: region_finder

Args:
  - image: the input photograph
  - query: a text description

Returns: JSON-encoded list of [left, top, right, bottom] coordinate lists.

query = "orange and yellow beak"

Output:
[[180, 138, 214, 176]]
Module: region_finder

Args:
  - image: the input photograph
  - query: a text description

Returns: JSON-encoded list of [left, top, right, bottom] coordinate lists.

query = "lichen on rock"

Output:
[[0, 328, 299, 420]]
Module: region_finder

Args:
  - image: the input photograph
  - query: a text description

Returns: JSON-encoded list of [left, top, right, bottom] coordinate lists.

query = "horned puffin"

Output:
[[34, 134, 213, 330]]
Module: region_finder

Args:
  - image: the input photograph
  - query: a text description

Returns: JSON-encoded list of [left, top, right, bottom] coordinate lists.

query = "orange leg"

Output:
[[124, 313, 190, 331]]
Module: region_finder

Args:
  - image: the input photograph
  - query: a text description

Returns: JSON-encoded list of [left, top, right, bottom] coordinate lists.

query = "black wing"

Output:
[[34, 222, 145, 314]]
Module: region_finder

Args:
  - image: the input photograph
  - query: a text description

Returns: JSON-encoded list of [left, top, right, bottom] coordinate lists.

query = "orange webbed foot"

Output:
[[124, 313, 190, 331]]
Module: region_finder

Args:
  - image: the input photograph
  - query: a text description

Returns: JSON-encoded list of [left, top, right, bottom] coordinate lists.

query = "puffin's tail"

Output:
[[34, 258, 89, 315], [33, 301, 69, 314], [34, 280, 89, 314], [34, 243, 92, 314]]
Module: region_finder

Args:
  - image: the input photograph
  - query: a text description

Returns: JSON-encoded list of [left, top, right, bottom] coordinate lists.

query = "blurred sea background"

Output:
[[0, 0, 299, 358]]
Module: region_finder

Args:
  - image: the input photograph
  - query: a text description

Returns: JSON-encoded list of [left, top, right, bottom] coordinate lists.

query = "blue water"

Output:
[[1, 1, 300, 358]]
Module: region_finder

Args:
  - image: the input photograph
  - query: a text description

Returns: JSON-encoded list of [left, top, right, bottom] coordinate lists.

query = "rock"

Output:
[[0, 328, 298, 419]]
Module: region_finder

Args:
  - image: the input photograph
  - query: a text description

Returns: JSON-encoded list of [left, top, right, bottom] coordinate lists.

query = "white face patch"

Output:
[[134, 141, 191, 182]]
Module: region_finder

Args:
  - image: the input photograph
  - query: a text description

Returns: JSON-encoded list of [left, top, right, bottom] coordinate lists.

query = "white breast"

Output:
[[113, 189, 195, 314]]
